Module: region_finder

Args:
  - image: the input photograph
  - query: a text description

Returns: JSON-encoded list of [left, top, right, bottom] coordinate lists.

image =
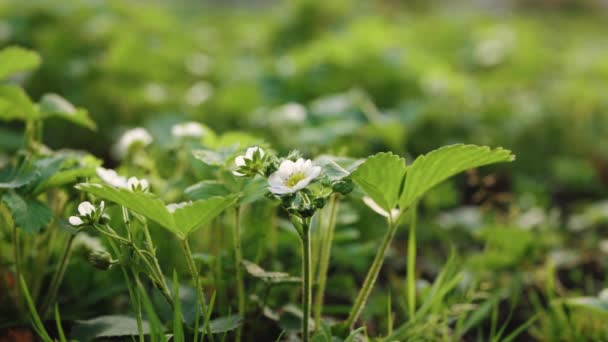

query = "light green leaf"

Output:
[[39, 94, 96, 130], [185, 180, 230, 200], [2, 191, 52, 233], [242, 260, 300, 284], [209, 315, 243, 334], [563, 297, 608, 315], [399, 144, 514, 210], [71, 315, 151, 341], [351, 152, 406, 211], [0, 46, 41, 80], [75, 183, 236, 238], [0, 85, 37, 121]]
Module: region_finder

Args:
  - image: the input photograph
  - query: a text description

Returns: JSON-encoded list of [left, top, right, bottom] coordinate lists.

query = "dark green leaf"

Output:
[[2, 191, 52, 233]]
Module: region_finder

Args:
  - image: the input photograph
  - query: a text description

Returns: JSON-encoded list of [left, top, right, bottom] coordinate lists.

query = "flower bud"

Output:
[[312, 197, 326, 209], [88, 250, 114, 271], [332, 179, 354, 195]]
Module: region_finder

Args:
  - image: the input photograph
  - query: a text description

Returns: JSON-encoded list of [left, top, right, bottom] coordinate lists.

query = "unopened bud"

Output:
[[88, 250, 114, 271]]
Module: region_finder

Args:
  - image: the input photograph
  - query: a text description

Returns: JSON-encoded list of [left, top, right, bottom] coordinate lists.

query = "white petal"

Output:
[[140, 179, 149, 191], [308, 165, 321, 179], [268, 184, 294, 195], [235, 156, 246, 167], [99, 201, 105, 212], [245, 147, 257, 159], [232, 171, 245, 177], [268, 172, 285, 188], [78, 201, 95, 216], [69, 216, 84, 226], [292, 177, 313, 191], [278, 160, 296, 174]]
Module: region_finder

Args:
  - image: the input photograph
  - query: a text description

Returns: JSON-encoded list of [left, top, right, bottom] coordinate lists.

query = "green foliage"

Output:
[[0, 46, 41, 80], [2, 191, 52, 233], [38, 94, 96, 130], [0, 85, 37, 121], [351, 152, 406, 211], [76, 183, 237, 238], [71, 315, 151, 341], [400, 144, 515, 209]]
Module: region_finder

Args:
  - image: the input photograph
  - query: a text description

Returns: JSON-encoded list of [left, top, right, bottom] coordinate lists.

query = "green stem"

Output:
[[130, 270, 146, 342], [314, 196, 339, 327], [345, 215, 397, 328], [407, 203, 418, 318], [12, 221, 22, 312], [40, 234, 76, 318], [180, 238, 214, 342], [232, 207, 245, 342], [105, 236, 145, 342], [301, 218, 312, 342]]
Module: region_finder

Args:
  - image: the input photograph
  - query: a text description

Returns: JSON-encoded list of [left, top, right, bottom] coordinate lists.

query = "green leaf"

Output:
[[185, 180, 230, 200], [399, 144, 514, 210], [192, 146, 238, 166], [0, 165, 38, 189], [315, 155, 362, 181], [0, 46, 41, 80], [351, 152, 406, 211], [563, 297, 608, 315], [39, 94, 96, 130], [242, 260, 300, 284], [2, 191, 52, 233], [0, 85, 37, 121], [209, 315, 243, 334], [75, 183, 237, 238], [71, 315, 151, 341]]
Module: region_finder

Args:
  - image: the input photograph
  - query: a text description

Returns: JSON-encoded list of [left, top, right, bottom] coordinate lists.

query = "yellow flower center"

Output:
[[285, 172, 307, 188]]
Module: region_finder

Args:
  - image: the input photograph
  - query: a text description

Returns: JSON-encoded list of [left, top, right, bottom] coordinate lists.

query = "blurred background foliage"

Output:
[[2, 0, 608, 339]]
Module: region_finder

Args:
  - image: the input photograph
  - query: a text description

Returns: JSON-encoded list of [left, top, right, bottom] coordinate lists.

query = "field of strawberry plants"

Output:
[[1, 0, 608, 341]]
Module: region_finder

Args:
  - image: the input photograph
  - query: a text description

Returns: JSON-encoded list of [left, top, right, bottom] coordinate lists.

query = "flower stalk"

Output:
[[300, 217, 313, 342], [232, 207, 245, 342], [314, 195, 339, 327], [345, 214, 398, 328]]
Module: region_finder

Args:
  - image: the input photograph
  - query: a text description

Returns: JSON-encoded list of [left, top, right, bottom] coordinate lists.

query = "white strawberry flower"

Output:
[[96, 167, 128, 189], [69, 201, 105, 227], [78, 201, 96, 217], [362, 196, 400, 221], [233, 146, 265, 177], [113, 127, 153, 159], [171, 121, 205, 139], [127, 176, 149, 192], [268, 158, 321, 195]]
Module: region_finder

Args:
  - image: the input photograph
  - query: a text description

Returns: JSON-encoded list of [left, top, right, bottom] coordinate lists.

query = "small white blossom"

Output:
[[113, 127, 153, 159], [69, 216, 84, 226], [171, 121, 205, 139], [184, 82, 213, 106], [274, 102, 307, 124], [166, 201, 192, 213], [233, 146, 265, 177], [127, 177, 149, 192], [69, 201, 105, 227], [268, 158, 321, 195], [362, 196, 400, 221], [78, 201, 96, 217], [96, 167, 128, 188]]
